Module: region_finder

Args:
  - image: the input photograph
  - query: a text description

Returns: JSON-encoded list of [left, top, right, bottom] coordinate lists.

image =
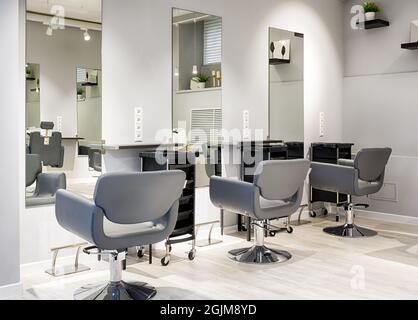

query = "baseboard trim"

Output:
[[0, 282, 23, 300], [356, 209, 418, 226]]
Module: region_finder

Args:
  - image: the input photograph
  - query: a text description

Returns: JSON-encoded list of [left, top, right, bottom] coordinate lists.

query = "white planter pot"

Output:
[[196, 82, 206, 89], [365, 12, 376, 21]]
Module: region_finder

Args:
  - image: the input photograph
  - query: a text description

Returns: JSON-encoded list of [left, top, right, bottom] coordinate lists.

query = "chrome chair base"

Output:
[[228, 245, 291, 264], [74, 281, 156, 300], [323, 224, 378, 238]]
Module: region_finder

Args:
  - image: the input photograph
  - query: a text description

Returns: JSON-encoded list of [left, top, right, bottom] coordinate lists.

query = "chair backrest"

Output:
[[354, 148, 392, 182], [26, 154, 42, 187], [94, 170, 186, 224], [29, 131, 63, 167], [40, 121, 54, 130], [253, 159, 310, 200]]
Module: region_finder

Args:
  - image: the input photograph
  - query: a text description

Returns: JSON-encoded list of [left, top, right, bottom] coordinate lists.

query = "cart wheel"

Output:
[[161, 255, 170, 266], [309, 211, 317, 218], [323, 209, 328, 216], [269, 231, 276, 237], [137, 249, 144, 258], [188, 249, 196, 261], [287, 226, 294, 234]]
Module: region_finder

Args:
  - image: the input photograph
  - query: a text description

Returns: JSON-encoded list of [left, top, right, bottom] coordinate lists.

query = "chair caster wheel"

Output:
[[161, 255, 170, 266], [309, 211, 317, 218], [188, 249, 196, 261], [137, 249, 144, 258], [269, 231, 277, 237], [287, 226, 294, 234]]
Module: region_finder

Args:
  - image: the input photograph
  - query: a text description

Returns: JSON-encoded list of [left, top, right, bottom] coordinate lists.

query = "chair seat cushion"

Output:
[[253, 197, 296, 220], [356, 179, 380, 196], [103, 219, 165, 239]]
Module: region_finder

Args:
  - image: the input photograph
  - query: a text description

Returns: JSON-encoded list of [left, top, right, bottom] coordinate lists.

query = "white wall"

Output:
[[343, 0, 418, 218], [102, 0, 345, 226], [26, 21, 101, 137], [0, 0, 25, 298], [102, 0, 344, 147]]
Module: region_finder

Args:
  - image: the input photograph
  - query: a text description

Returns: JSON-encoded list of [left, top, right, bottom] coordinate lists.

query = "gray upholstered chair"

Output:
[[210, 160, 310, 264], [26, 154, 66, 207], [29, 122, 64, 168], [55, 170, 186, 300], [310, 147, 392, 238], [88, 148, 102, 172]]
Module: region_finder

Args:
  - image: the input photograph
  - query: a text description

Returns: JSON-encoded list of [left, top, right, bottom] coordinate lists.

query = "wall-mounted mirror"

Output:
[[25, 0, 102, 207], [25, 63, 41, 129], [269, 27, 304, 158], [172, 8, 223, 187], [77, 67, 102, 173]]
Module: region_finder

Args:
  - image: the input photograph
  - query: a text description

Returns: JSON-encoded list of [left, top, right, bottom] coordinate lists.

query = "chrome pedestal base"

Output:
[[323, 224, 377, 238], [228, 245, 291, 264], [74, 281, 156, 300]]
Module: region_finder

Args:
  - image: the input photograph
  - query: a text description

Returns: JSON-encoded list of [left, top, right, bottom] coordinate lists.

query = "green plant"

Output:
[[77, 87, 84, 95], [196, 73, 209, 83], [363, 2, 380, 13]]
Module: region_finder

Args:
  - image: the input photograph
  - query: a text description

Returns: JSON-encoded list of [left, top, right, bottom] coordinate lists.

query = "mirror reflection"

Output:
[[172, 8, 223, 187], [269, 27, 304, 158], [25, 0, 102, 207]]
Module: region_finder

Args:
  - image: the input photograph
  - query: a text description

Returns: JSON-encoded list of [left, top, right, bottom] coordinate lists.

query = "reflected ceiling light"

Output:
[[82, 29, 91, 41], [46, 25, 53, 36], [192, 65, 198, 75], [192, 19, 198, 75], [174, 66, 179, 77]]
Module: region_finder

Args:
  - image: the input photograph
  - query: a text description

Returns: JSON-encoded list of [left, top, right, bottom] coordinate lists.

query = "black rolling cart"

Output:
[[138, 150, 197, 266], [309, 142, 354, 221]]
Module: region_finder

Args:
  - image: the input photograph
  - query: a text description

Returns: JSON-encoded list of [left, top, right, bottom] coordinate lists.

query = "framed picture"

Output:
[[271, 39, 290, 61]]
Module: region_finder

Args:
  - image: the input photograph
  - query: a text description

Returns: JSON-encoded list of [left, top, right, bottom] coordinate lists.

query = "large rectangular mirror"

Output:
[[172, 8, 223, 187], [25, 0, 102, 207], [269, 27, 304, 158]]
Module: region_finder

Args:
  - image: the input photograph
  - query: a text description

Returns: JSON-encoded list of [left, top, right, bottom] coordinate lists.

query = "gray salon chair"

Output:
[[26, 154, 66, 207], [310, 147, 392, 238], [55, 170, 186, 300], [29, 121, 64, 168], [210, 160, 310, 264], [88, 148, 102, 172]]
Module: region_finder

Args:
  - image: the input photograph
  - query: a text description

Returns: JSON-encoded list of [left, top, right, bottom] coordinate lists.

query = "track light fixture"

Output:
[[81, 28, 91, 41]]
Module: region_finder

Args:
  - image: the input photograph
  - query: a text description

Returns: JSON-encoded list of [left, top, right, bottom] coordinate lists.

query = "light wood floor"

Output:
[[21, 215, 418, 300]]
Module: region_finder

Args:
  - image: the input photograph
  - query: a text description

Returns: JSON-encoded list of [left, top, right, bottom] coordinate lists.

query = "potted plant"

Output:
[[363, 2, 380, 21], [77, 87, 85, 100], [195, 73, 209, 89]]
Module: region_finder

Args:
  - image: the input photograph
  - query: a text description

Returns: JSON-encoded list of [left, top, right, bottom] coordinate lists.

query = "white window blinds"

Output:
[[204, 18, 222, 65], [191, 108, 222, 144]]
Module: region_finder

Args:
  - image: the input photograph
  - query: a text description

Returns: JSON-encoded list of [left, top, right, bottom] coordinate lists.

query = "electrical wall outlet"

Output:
[[56, 116, 63, 132], [243, 110, 250, 140], [319, 112, 325, 137], [134, 107, 143, 142]]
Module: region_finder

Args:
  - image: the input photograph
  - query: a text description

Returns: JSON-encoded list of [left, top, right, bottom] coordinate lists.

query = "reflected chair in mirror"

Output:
[[28, 121, 64, 168], [55, 170, 186, 300], [26, 154, 66, 207], [210, 160, 310, 264], [310, 148, 392, 238]]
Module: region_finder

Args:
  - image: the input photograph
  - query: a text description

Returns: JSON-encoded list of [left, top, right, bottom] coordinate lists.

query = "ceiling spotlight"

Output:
[[83, 29, 91, 41], [46, 25, 53, 36]]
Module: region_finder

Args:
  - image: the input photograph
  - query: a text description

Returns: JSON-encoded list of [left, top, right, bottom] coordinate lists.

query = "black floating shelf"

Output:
[[401, 42, 418, 50], [356, 19, 390, 30], [26, 77, 36, 81], [269, 58, 290, 65], [81, 82, 98, 86]]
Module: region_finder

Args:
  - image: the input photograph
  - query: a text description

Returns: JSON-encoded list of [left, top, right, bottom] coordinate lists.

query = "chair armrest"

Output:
[[210, 176, 258, 215], [55, 190, 100, 244], [338, 159, 354, 167], [310, 162, 358, 195], [35, 172, 66, 196]]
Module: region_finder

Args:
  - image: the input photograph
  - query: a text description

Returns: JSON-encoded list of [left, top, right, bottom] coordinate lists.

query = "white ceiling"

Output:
[[26, 0, 102, 23]]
